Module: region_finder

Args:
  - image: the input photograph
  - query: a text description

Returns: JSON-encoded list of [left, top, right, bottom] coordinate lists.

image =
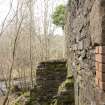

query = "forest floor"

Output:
[[0, 91, 30, 105]]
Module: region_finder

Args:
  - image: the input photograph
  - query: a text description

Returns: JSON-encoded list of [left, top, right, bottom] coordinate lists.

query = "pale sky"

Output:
[[0, 0, 68, 35]]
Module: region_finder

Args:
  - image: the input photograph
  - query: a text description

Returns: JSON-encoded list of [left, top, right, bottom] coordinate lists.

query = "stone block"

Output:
[[78, 41, 84, 50], [96, 71, 105, 82], [95, 47, 99, 54], [96, 78, 99, 87], [95, 61, 99, 71], [90, 0, 102, 45], [96, 71, 100, 80], [95, 54, 105, 63], [99, 63, 105, 73], [101, 72, 105, 82], [96, 54, 102, 63], [98, 46, 105, 54], [99, 80, 105, 90], [83, 37, 91, 49]]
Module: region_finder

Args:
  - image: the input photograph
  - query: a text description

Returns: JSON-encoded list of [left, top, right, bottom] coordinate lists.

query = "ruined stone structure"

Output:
[[29, 59, 74, 105], [29, 59, 75, 105], [36, 60, 67, 105], [65, 0, 105, 105]]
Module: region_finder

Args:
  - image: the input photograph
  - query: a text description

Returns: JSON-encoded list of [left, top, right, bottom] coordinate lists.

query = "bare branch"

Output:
[[0, 0, 14, 37], [2, 2, 25, 104]]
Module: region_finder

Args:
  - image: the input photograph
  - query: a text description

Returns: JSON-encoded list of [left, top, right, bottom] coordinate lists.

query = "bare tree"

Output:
[[2, 1, 25, 104]]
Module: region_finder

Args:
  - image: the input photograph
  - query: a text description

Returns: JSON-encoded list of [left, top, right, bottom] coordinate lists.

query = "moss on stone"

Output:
[[50, 77, 74, 105], [58, 77, 74, 92]]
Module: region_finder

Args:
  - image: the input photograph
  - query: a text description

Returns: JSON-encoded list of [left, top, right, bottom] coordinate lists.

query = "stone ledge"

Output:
[[39, 59, 67, 65]]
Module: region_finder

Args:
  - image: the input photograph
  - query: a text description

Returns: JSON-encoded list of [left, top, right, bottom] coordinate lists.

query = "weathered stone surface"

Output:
[[65, 0, 105, 105], [90, 0, 102, 46]]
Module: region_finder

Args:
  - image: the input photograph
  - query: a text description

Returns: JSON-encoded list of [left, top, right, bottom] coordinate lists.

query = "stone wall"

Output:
[[35, 60, 67, 105], [29, 60, 74, 105], [65, 0, 105, 105]]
